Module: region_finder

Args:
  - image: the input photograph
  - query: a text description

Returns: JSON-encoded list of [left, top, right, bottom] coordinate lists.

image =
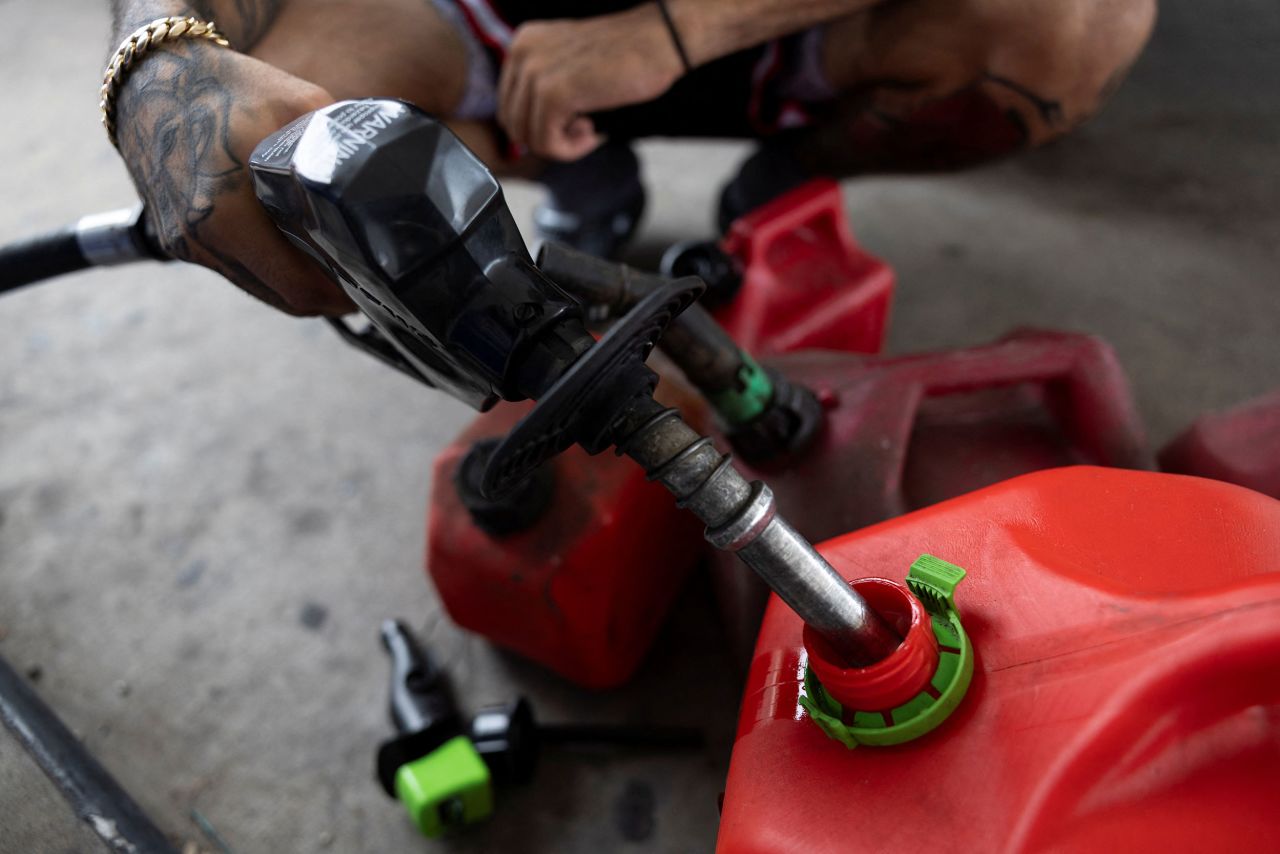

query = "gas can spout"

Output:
[[611, 396, 902, 666]]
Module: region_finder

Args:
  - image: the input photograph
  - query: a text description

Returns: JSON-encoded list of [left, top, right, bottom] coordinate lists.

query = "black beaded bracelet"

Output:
[[655, 0, 693, 74]]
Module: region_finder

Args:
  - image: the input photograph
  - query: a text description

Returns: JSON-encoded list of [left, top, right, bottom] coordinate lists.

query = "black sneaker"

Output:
[[532, 184, 645, 260], [716, 138, 811, 234], [533, 142, 646, 260]]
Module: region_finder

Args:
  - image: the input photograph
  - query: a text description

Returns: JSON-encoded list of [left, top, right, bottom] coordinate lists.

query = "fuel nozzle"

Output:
[[249, 99, 594, 411], [252, 100, 899, 667]]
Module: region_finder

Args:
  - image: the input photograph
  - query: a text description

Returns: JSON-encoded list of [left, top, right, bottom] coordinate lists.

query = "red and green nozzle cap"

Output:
[[801, 555, 974, 748]]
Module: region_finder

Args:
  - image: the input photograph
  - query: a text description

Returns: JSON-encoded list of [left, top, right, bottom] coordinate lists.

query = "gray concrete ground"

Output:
[[1, 0, 1277, 851]]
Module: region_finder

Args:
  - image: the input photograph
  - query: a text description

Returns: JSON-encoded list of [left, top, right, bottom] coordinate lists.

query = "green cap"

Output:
[[709, 353, 775, 425], [801, 555, 975, 748], [394, 736, 493, 837]]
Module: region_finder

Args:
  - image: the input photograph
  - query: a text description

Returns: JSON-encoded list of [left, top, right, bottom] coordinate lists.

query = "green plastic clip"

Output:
[[800, 555, 975, 748], [394, 736, 493, 838], [906, 553, 967, 616], [708, 353, 774, 425]]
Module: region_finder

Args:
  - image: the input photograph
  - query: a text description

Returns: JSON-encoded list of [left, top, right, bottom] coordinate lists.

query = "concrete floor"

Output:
[[1, 0, 1277, 851]]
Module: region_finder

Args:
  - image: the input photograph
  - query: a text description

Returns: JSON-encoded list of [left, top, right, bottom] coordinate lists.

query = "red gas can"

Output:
[[714, 330, 1149, 662], [1159, 388, 1280, 499], [715, 180, 893, 357], [720, 467, 1280, 853], [425, 373, 708, 689]]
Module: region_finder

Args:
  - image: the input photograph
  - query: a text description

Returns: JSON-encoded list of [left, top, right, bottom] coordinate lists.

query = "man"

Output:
[[107, 0, 1156, 316]]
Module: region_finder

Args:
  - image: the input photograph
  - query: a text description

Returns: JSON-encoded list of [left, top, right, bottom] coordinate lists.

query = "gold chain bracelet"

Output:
[[100, 16, 233, 149]]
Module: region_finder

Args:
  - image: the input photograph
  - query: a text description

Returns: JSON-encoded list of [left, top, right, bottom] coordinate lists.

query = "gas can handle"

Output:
[[722, 180, 853, 266], [904, 330, 1148, 470]]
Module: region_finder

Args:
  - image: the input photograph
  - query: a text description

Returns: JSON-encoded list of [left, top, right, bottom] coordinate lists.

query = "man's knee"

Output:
[[252, 0, 469, 113], [989, 0, 1158, 143], [803, 0, 1157, 176]]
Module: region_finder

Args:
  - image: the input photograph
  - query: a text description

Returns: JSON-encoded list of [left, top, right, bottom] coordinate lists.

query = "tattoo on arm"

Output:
[[109, 0, 283, 51], [112, 42, 289, 309], [983, 74, 1064, 126], [115, 48, 235, 261], [218, 0, 284, 49], [794, 74, 1066, 176]]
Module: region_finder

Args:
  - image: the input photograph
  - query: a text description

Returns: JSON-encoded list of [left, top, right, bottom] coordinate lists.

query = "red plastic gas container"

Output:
[[425, 374, 708, 689], [720, 467, 1280, 853], [716, 180, 893, 357], [1159, 388, 1280, 499], [713, 330, 1149, 662]]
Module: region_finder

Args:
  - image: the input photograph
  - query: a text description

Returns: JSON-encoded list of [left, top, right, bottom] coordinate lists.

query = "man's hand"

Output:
[[497, 5, 686, 161], [114, 41, 355, 316]]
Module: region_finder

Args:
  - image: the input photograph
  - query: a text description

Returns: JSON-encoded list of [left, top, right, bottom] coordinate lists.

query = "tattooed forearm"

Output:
[[113, 42, 290, 308], [115, 47, 236, 259], [105, 0, 345, 314], [109, 0, 283, 51]]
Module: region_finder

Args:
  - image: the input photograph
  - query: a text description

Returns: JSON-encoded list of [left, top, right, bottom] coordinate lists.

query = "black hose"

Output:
[[0, 227, 90, 295], [536, 241, 824, 462], [537, 242, 749, 395]]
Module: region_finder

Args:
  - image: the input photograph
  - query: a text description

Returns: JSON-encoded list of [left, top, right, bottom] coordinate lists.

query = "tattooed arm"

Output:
[[109, 1, 353, 315]]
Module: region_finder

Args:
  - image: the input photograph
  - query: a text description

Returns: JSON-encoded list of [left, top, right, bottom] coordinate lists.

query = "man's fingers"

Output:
[[529, 80, 604, 160], [553, 116, 604, 161], [266, 244, 358, 316], [497, 32, 534, 144], [251, 228, 356, 316], [200, 194, 355, 317], [215, 241, 354, 317], [496, 55, 519, 135], [503, 62, 536, 147], [528, 77, 561, 156]]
